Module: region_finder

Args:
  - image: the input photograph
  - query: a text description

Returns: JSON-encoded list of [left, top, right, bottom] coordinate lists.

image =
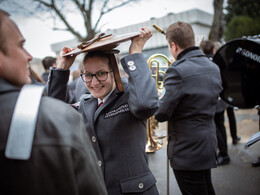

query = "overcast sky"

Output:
[[8, 0, 220, 59]]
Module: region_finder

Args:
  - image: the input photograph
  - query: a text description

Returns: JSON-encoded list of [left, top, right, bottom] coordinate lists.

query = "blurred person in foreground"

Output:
[[0, 9, 107, 195], [47, 27, 159, 194], [155, 22, 223, 195]]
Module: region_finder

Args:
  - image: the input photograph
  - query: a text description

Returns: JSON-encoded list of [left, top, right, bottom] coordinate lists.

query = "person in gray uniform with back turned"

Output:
[[0, 9, 107, 195], [155, 22, 223, 195], [47, 27, 159, 194]]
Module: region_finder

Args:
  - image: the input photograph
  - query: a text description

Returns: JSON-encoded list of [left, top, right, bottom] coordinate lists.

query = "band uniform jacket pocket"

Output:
[[119, 172, 156, 193]]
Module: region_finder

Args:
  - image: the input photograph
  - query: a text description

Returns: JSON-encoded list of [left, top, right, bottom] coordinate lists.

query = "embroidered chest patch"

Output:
[[104, 104, 129, 119]]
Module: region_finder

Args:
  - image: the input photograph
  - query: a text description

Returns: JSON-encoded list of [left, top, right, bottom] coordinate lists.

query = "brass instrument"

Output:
[[145, 54, 171, 153], [150, 25, 173, 195], [148, 54, 171, 96], [153, 24, 166, 35]]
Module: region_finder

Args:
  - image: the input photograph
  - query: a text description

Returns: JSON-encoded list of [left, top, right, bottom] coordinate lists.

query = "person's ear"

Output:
[[213, 48, 216, 55], [171, 42, 178, 52]]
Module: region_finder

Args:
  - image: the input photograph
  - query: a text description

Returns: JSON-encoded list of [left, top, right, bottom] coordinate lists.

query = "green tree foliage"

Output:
[[224, 0, 260, 41], [225, 16, 260, 41], [225, 0, 260, 23]]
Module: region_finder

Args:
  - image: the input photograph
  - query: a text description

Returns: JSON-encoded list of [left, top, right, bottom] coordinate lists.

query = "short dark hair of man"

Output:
[[166, 21, 195, 49], [42, 56, 56, 70], [200, 40, 214, 55]]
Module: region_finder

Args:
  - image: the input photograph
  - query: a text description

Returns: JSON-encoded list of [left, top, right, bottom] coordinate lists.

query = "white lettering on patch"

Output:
[[236, 47, 260, 63], [104, 104, 129, 119]]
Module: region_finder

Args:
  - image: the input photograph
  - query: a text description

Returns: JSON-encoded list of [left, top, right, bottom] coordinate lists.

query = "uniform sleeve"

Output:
[[120, 53, 159, 119], [154, 66, 183, 122], [72, 114, 108, 195], [47, 68, 70, 101]]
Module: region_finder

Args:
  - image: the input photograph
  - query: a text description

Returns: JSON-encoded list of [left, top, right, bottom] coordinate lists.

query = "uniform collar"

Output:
[[0, 78, 21, 94], [97, 88, 114, 105], [177, 46, 200, 60]]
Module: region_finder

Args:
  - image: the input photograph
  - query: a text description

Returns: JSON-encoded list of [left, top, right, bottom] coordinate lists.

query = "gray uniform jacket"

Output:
[[48, 53, 159, 195], [155, 47, 223, 171], [0, 78, 107, 195]]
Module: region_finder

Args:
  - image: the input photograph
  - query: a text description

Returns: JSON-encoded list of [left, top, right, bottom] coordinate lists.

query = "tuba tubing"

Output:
[[147, 54, 171, 94], [147, 53, 172, 195], [145, 54, 171, 153]]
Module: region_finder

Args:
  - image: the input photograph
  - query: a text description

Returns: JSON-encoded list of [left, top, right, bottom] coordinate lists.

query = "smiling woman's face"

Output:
[[83, 56, 115, 100]]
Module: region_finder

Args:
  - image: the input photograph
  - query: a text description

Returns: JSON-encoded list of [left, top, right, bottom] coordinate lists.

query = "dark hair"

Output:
[[42, 56, 56, 70], [0, 9, 10, 54], [200, 40, 214, 55], [83, 50, 111, 71], [166, 21, 195, 49]]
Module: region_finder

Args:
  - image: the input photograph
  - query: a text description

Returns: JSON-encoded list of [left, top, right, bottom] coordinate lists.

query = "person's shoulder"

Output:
[[35, 96, 85, 145], [40, 96, 81, 117], [170, 58, 188, 74], [39, 96, 84, 127]]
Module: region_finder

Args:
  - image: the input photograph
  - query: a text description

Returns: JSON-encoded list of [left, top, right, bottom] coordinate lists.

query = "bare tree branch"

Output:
[[72, 0, 95, 39], [35, 0, 85, 41], [2, 0, 140, 42], [34, 0, 51, 7], [104, 0, 136, 15], [94, 0, 137, 31], [73, 0, 88, 35], [86, 0, 95, 39], [94, 0, 109, 31]]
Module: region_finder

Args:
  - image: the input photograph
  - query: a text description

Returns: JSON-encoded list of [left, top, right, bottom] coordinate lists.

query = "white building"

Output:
[[51, 8, 213, 68]]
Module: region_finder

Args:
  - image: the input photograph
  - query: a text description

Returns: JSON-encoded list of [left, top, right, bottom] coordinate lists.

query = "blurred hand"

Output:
[[129, 27, 152, 54], [57, 47, 77, 70]]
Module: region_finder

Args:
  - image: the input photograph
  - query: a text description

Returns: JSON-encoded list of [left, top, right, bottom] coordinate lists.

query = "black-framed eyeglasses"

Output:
[[80, 70, 113, 83]]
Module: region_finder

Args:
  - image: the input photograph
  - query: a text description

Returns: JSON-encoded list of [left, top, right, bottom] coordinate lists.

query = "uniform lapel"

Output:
[[82, 98, 97, 131], [94, 92, 118, 122]]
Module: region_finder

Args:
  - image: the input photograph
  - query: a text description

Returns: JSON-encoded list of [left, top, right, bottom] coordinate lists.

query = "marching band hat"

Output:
[[63, 31, 140, 56]]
